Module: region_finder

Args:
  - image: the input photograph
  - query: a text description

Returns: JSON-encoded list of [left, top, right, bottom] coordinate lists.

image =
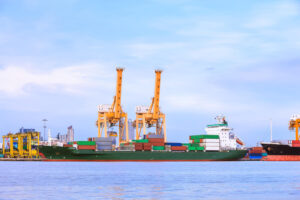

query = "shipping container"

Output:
[[202, 139, 220, 143], [165, 142, 182, 146], [78, 145, 96, 150], [148, 138, 164, 143], [96, 141, 113, 146], [204, 143, 220, 147], [76, 141, 96, 146], [151, 142, 165, 146], [171, 146, 187, 151], [292, 140, 300, 144], [146, 134, 164, 139], [188, 146, 204, 151], [205, 146, 220, 151], [152, 146, 165, 150], [97, 145, 113, 150], [132, 139, 149, 143], [190, 135, 220, 140]]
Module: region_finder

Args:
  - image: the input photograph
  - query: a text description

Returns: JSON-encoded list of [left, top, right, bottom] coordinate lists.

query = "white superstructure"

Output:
[[205, 115, 241, 150]]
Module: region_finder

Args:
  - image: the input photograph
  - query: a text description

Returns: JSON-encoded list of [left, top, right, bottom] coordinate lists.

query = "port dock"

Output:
[[0, 158, 45, 161]]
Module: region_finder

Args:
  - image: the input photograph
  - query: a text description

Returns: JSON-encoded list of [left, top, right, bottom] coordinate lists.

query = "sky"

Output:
[[0, 0, 300, 146]]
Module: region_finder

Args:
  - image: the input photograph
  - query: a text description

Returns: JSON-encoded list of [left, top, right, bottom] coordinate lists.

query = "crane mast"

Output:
[[135, 70, 166, 142], [97, 68, 129, 144]]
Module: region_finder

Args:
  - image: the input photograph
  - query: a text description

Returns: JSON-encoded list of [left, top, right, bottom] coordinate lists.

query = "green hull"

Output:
[[39, 146, 247, 161]]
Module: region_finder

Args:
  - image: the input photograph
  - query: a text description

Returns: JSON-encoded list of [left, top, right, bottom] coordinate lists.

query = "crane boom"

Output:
[[114, 68, 123, 119], [153, 70, 162, 119]]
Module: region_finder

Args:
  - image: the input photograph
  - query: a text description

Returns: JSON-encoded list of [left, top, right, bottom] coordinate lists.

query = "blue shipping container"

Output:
[[165, 143, 182, 146]]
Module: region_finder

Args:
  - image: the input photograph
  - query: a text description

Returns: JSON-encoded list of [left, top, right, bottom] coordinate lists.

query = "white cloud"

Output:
[[0, 63, 113, 96]]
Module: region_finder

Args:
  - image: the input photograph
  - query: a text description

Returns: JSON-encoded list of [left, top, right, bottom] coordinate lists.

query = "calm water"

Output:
[[0, 161, 299, 200]]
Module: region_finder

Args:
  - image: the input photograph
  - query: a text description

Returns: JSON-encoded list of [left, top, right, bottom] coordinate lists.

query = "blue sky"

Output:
[[1, 0, 300, 145]]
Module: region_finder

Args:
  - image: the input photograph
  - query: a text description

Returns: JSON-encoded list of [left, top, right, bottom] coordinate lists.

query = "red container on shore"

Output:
[[77, 145, 96, 150], [171, 146, 187, 151], [148, 138, 164, 143]]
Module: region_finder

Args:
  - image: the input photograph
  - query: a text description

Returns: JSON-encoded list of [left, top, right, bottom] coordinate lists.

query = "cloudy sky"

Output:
[[1, 0, 300, 145]]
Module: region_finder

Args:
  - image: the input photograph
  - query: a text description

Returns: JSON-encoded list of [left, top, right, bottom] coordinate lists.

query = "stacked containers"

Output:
[[189, 135, 220, 151], [119, 142, 135, 151], [132, 138, 165, 151], [76, 141, 96, 150], [149, 138, 165, 151], [165, 142, 187, 151], [248, 147, 267, 159], [95, 137, 115, 151]]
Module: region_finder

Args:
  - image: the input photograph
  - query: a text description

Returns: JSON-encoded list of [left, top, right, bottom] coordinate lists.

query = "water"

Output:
[[0, 161, 300, 200]]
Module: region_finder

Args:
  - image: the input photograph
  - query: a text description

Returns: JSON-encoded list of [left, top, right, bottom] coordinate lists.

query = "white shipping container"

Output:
[[73, 144, 78, 149], [204, 143, 220, 147], [205, 146, 220, 151], [203, 139, 220, 143]]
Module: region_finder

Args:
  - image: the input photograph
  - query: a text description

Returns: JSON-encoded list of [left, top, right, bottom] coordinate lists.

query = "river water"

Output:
[[0, 161, 299, 199]]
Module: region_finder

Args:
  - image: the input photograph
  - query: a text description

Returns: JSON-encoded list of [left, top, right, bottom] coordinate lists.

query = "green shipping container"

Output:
[[76, 141, 96, 146], [132, 139, 149, 143], [190, 135, 219, 140], [192, 139, 200, 143], [153, 146, 165, 150], [188, 146, 205, 151], [190, 143, 200, 147]]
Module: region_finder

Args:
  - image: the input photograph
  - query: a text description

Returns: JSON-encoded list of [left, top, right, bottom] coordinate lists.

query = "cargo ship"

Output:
[[261, 114, 300, 161], [39, 116, 247, 161]]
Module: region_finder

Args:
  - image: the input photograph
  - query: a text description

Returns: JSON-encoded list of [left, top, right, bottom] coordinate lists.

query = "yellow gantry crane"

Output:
[[289, 114, 300, 140], [97, 68, 129, 144], [135, 70, 166, 142], [2, 131, 40, 158]]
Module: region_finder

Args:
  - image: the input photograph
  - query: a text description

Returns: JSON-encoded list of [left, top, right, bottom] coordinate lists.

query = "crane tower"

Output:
[[96, 68, 129, 144], [135, 70, 166, 142]]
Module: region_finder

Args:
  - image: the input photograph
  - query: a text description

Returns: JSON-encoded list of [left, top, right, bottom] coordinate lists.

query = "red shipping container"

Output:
[[200, 139, 204, 143], [88, 138, 92, 141], [148, 138, 165, 143], [73, 141, 77, 144], [151, 142, 165, 146], [252, 147, 263, 151], [135, 144, 143, 151], [171, 146, 187, 151], [292, 143, 300, 147], [292, 140, 300, 144], [77, 145, 96, 150]]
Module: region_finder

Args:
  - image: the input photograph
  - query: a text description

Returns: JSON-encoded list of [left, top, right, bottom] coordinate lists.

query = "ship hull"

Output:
[[39, 146, 247, 162], [261, 143, 300, 161]]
